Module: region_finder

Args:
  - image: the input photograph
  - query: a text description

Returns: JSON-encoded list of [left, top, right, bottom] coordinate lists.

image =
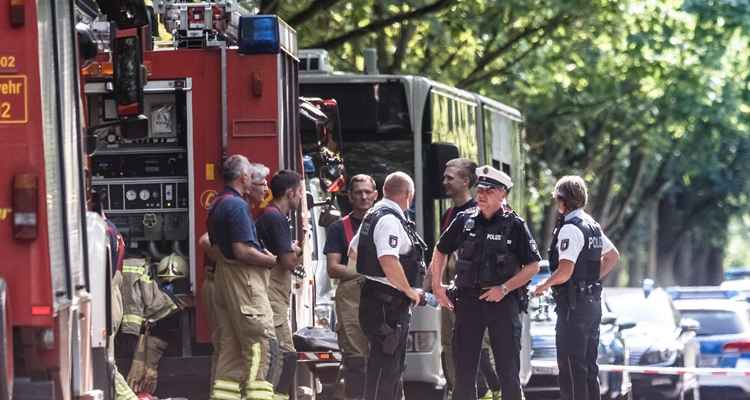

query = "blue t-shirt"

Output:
[[207, 187, 262, 259]]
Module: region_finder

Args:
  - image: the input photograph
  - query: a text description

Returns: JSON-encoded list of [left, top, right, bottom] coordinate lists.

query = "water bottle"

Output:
[[419, 291, 439, 308]]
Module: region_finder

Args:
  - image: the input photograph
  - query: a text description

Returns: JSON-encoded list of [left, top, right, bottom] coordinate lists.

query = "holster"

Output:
[[446, 285, 459, 305], [517, 283, 530, 313], [362, 281, 409, 355], [567, 284, 577, 310], [380, 322, 403, 355]]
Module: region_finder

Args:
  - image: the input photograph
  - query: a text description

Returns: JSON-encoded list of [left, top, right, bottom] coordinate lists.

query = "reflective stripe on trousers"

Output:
[[245, 343, 274, 400], [211, 379, 242, 400]]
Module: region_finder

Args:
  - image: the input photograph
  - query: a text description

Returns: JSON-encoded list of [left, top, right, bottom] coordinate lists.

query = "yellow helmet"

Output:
[[157, 253, 187, 282]]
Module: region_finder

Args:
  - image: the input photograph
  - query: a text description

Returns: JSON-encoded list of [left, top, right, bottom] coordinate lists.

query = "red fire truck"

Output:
[[1, 1, 327, 399], [0, 1, 118, 399]]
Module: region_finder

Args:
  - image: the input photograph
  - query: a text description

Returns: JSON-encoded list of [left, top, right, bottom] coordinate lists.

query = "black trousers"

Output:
[[556, 292, 602, 400], [453, 289, 523, 400], [359, 281, 411, 400]]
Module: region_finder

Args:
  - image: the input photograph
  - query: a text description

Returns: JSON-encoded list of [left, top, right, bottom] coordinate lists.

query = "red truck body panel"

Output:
[[145, 49, 283, 342]]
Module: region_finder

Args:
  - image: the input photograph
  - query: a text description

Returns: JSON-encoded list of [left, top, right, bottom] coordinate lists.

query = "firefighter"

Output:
[[256, 170, 305, 400], [125, 254, 181, 395], [199, 232, 220, 385], [353, 172, 426, 400], [431, 165, 540, 400], [102, 214, 139, 400], [112, 268, 139, 400], [324, 174, 377, 399], [208, 155, 279, 400], [532, 176, 620, 400], [433, 158, 501, 400]]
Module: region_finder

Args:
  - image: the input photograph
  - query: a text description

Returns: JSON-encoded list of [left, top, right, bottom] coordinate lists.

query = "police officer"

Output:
[[433, 158, 501, 400], [324, 174, 377, 400], [208, 155, 279, 400], [256, 169, 305, 400], [353, 171, 426, 400], [532, 176, 620, 400], [431, 165, 541, 400]]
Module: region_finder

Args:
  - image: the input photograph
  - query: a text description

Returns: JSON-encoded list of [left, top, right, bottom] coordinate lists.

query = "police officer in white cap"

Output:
[[430, 165, 541, 400]]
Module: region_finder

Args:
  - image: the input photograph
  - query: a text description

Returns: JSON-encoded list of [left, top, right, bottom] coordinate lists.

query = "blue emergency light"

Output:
[[667, 286, 740, 300], [239, 15, 280, 54]]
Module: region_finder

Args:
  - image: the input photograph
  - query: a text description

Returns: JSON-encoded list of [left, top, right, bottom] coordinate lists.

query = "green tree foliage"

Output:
[[278, 0, 750, 285]]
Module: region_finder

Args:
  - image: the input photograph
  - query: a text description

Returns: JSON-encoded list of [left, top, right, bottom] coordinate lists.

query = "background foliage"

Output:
[[267, 0, 750, 285]]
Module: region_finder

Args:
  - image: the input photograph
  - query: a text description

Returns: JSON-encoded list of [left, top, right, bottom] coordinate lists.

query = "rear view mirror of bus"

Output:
[[427, 142, 460, 199]]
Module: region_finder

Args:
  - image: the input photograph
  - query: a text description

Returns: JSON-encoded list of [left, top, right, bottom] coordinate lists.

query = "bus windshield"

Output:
[[301, 81, 414, 187]]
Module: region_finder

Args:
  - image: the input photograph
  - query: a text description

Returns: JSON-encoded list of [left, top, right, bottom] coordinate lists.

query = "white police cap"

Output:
[[476, 165, 513, 190]]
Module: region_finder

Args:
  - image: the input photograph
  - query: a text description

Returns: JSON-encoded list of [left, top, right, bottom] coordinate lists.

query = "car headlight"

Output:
[[641, 347, 677, 365], [407, 331, 437, 353], [314, 304, 333, 329]]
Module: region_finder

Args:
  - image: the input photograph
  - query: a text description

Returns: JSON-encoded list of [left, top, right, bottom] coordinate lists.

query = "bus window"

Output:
[[300, 82, 413, 187]]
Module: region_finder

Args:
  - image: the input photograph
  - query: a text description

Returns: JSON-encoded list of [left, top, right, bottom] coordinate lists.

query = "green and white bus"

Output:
[[300, 49, 531, 395]]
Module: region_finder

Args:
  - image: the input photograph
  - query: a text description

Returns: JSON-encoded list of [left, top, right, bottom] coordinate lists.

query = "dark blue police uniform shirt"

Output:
[[256, 206, 294, 256], [208, 187, 263, 259], [437, 208, 541, 265]]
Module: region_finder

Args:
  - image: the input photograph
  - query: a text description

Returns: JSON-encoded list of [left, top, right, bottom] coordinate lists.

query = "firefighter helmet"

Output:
[[157, 253, 187, 282]]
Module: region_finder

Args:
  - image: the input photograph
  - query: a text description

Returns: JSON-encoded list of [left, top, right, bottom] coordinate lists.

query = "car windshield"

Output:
[[606, 291, 680, 330], [680, 310, 746, 336]]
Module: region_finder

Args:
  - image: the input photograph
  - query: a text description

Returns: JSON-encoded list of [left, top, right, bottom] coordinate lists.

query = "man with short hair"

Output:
[[256, 169, 305, 400], [324, 174, 378, 399], [208, 155, 278, 400], [437, 158, 501, 400], [354, 172, 426, 400], [533, 176, 620, 400], [431, 165, 541, 400]]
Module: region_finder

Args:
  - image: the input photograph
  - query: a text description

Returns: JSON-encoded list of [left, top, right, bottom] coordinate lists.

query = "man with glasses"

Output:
[[207, 155, 279, 400], [430, 165, 540, 400], [533, 176, 620, 400]]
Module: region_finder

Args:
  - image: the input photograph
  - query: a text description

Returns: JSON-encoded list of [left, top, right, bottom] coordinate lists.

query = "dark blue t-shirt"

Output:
[[323, 215, 362, 265], [207, 187, 262, 259], [256, 206, 293, 257]]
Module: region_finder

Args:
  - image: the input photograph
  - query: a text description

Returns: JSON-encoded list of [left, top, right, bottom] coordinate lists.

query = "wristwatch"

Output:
[[500, 283, 510, 296]]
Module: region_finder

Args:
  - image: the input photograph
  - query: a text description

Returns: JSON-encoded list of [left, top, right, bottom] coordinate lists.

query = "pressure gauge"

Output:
[[139, 189, 150, 201], [126, 190, 137, 201]]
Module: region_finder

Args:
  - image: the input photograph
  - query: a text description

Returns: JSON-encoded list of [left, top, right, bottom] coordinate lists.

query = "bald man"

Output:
[[351, 172, 427, 400]]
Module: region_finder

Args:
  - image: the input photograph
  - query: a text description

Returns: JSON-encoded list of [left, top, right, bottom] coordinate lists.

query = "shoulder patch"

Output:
[[560, 238, 569, 251], [389, 235, 398, 248]]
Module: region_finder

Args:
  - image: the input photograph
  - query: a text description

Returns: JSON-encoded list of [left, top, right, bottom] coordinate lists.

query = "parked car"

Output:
[[721, 279, 750, 301], [525, 264, 634, 400], [671, 289, 750, 400], [725, 267, 750, 281], [604, 287, 701, 400]]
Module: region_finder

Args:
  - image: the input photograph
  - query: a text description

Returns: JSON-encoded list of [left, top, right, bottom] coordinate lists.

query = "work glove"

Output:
[[141, 336, 168, 394], [126, 334, 147, 392]]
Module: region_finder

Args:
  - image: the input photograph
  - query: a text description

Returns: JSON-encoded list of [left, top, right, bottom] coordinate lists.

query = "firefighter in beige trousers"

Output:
[[208, 156, 280, 400], [200, 232, 220, 384], [256, 170, 306, 399], [324, 174, 377, 399]]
